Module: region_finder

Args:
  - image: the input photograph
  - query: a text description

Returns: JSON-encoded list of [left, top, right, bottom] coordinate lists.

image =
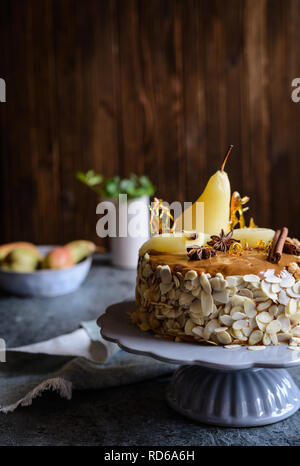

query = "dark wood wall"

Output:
[[0, 0, 300, 245]]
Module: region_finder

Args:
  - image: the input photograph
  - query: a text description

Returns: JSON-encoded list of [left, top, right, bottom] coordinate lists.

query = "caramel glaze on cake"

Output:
[[133, 247, 300, 347], [148, 249, 297, 278]]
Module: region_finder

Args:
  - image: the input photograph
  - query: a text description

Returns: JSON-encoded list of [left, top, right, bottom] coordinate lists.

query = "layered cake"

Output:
[[132, 148, 300, 347]]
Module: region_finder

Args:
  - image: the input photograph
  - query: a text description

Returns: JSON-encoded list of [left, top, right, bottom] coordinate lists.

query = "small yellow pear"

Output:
[[175, 146, 232, 235], [139, 232, 210, 256], [232, 228, 275, 248]]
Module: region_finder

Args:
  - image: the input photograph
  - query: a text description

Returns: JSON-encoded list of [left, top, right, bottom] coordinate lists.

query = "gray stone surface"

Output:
[[0, 254, 300, 445]]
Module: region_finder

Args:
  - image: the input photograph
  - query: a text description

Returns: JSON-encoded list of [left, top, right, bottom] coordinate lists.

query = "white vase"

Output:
[[110, 195, 149, 269]]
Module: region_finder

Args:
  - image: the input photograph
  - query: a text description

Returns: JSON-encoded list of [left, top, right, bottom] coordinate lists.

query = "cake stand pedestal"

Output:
[[98, 301, 300, 427]]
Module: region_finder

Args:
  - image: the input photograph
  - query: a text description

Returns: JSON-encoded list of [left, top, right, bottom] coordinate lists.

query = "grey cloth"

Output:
[[0, 320, 175, 413]]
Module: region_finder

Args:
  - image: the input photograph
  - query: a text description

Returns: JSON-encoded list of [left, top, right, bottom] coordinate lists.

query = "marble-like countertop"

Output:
[[0, 255, 299, 446]]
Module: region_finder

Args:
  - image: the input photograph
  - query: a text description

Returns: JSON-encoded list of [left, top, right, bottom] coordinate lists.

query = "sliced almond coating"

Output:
[[268, 305, 278, 317], [173, 275, 180, 288], [184, 318, 195, 335], [280, 274, 296, 288], [252, 282, 261, 289], [288, 346, 300, 351], [271, 284, 281, 294], [230, 305, 243, 315], [211, 304, 219, 319], [224, 344, 241, 348], [292, 326, 300, 337], [212, 290, 230, 304], [216, 331, 232, 345], [233, 319, 249, 330], [278, 333, 291, 342], [248, 346, 266, 351], [184, 280, 193, 291], [200, 290, 214, 316], [192, 326, 204, 337], [292, 336, 300, 344], [233, 329, 248, 341], [266, 319, 282, 334], [244, 301, 257, 318], [264, 270, 281, 283], [257, 300, 272, 311], [231, 311, 247, 321], [253, 290, 266, 298], [226, 276, 243, 287], [257, 311, 273, 323], [160, 265, 172, 284], [199, 273, 212, 294], [242, 327, 252, 337], [179, 292, 194, 306], [249, 329, 263, 345], [278, 316, 291, 332], [165, 309, 182, 319], [239, 288, 253, 299], [263, 333, 271, 345], [142, 263, 153, 278], [261, 281, 278, 301], [184, 270, 198, 281], [293, 281, 300, 295], [159, 283, 173, 294], [227, 286, 237, 297], [243, 274, 260, 283], [224, 302, 231, 314], [256, 319, 266, 332], [270, 334, 278, 345], [286, 299, 297, 317], [191, 288, 201, 297], [249, 318, 257, 328], [219, 314, 234, 326], [191, 276, 200, 288], [215, 326, 228, 333], [231, 295, 248, 307], [255, 297, 270, 303], [244, 274, 260, 283], [190, 300, 202, 314], [203, 319, 219, 339], [286, 287, 300, 299], [281, 269, 292, 279], [278, 290, 290, 306], [190, 314, 204, 325], [210, 277, 226, 291], [167, 288, 176, 300]]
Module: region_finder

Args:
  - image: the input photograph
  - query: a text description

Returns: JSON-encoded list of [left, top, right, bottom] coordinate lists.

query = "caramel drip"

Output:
[[148, 249, 299, 278]]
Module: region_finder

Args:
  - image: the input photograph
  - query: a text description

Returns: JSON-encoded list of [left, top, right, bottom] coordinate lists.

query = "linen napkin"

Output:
[[0, 320, 176, 413]]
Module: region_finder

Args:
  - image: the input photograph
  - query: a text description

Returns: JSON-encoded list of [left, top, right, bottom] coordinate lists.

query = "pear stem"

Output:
[[221, 145, 234, 172]]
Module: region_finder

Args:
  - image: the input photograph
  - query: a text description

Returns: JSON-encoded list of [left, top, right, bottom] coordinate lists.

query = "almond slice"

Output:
[[248, 330, 263, 345], [247, 346, 266, 351], [244, 274, 260, 283]]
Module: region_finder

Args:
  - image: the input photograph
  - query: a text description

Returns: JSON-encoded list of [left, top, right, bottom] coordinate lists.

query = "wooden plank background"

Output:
[[0, 0, 299, 245]]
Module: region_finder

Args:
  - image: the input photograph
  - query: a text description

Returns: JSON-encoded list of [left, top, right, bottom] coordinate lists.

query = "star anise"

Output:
[[187, 245, 217, 260], [207, 229, 240, 252]]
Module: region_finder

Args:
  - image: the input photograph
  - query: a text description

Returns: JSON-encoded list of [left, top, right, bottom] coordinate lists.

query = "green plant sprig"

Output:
[[76, 170, 155, 200]]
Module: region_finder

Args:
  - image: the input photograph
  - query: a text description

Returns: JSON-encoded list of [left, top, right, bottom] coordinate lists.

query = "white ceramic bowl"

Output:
[[0, 246, 92, 297]]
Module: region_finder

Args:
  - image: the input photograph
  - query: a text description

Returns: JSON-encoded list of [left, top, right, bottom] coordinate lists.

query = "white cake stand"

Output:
[[98, 301, 300, 427]]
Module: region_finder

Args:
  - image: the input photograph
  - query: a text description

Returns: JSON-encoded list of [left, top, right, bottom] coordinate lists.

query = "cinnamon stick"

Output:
[[268, 229, 281, 262], [283, 240, 300, 256], [268, 227, 289, 264]]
